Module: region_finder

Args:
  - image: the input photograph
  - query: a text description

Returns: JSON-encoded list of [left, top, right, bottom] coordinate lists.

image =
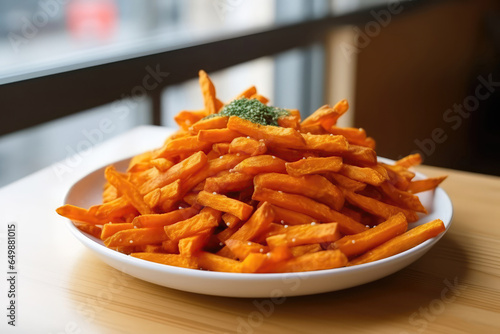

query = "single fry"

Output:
[[179, 233, 210, 257], [344, 190, 419, 222], [197, 128, 242, 143], [183, 193, 200, 207], [127, 151, 153, 170], [264, 234, 292, 261], [204, 171, 253, 194], [127, 162, 152, 173], [131, 253, 198, 269], [227, 116, 306, 149], [407, 176, 447, 194], [128, 167, 160, 187], [173, 153, 248, 202], [328, 173, 367, 192], [140, 151, 207, 195], [105, 166, 152, 215], [75, 223, 102, 238], [189, 116, 229, 135], [143, 179, 181, 209], [349, 219, 446, 266], [277, 114, 300, 130], [380, 163, 412, 191], [225, 239, 269, 260], [222, 213, 241, 228], [290, 244, 322, 257], [223, 201, 274, 242], [327, 126, 368, 145], [199, 69, 218, 115], [102, 183, 118, 203], [396, 153, 422, 168], [132, 207, 199, 228], [340, 206, 363, 222], [301, 100, 349, 129], [233, 155, 287, 175], [101, 223, 134, 240], [327, 210, 369, 235], [268, 250, 348, 273], [104, 228, 168, 247], [301, 133, 349, 154], [339, 164, 387, 186], [341, 145, 377, 167], [212, 143, 230, 155], [383, 163, 416, 181], [150, 158, 174, 172], [266, 222, 341, 247], [270, 205, 318, 226], [162, 239, 179, 253], [174, 110, 206, 131], [250, 93, 269, 104], [300, 123, 328, 135], [333, 213, 408, 258], [216, 214, 243, 242], [241, 253, 268, 273], [197, 251, 244, 273], [254, 173, 344, 211], [252, 187, 332, 223], [253, 223, 288, 243], [266, 146, 316, 162], [164, 207, 221, 242], [203, 250, 266, 273], [154, 135, 211, 159], [196, 191, 254, 221], [100, 190, 135, 220], [235, 85, 256, 99], [229, 137, 267, 156], [379, 182, 427, 213], [135, 244, 165, 253], [286, 156, 343, 177], [56, 204, 106, 225]]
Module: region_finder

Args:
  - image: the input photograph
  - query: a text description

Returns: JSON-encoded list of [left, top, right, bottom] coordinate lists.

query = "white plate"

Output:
[[64, 157, 453, 298]]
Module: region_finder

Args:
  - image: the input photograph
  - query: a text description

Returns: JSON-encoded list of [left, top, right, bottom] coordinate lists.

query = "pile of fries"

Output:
[[56, 70, 447, 273]]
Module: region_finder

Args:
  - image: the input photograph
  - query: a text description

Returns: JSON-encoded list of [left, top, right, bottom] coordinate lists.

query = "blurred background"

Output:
[[0, 0, 499, 187]]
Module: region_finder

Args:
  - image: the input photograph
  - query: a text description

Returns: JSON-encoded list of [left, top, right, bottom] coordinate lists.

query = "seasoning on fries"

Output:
[[56, 70, 448, 273]]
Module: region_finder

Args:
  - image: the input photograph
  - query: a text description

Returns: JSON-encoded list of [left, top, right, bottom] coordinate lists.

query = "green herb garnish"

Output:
[[204, 98, 290, 126]]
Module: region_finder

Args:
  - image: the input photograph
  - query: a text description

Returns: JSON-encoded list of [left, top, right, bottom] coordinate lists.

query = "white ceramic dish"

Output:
[[64, 157, 453, 298]]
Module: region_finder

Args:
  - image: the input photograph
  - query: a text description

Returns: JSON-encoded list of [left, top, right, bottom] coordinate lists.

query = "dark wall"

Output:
[[354, 0, 500, 176]]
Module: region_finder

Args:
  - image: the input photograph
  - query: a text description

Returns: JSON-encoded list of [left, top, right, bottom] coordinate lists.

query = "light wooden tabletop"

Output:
[[1, 126, 499, 334]]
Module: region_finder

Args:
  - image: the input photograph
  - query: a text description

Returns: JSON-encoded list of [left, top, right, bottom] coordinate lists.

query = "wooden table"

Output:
[[1, 126, 499, 334]]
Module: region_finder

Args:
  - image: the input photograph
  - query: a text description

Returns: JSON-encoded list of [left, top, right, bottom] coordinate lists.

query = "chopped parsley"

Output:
[[204, 98, 290, 126]]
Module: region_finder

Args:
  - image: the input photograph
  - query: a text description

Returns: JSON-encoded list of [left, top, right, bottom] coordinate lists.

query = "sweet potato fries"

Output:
[[56, 70, 447, 273]]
